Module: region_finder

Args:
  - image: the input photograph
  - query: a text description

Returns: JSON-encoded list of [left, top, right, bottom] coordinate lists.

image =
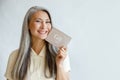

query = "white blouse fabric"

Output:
[[5, 46, 71, 80]]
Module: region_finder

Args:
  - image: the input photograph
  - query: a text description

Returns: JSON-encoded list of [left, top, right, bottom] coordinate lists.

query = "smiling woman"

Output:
[[4, 6, 71, 80], [29, 10, 52, 40]]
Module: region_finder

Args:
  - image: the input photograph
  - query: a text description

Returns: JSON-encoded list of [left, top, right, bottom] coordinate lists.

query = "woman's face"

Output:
[[29, 10, 52, 40]]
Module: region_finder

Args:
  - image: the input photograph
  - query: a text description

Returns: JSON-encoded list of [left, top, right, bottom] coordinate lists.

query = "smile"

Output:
[[38, 30, 48, 35]]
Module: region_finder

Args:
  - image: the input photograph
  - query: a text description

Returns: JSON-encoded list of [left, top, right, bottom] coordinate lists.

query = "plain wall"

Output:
[[0, 0, 120, 80]]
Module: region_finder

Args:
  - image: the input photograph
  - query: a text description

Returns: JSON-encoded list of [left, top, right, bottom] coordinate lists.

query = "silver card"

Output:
[[45, 27, 71, 48]]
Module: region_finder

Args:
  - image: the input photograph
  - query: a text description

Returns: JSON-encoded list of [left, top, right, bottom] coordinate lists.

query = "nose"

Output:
[[41, 21, 47, 29]]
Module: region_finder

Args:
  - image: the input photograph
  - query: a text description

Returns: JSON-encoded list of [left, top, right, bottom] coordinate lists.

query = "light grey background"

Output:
[[0, 0, 120, 80]]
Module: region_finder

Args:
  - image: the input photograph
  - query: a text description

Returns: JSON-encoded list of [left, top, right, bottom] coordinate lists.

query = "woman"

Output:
[[5, 6, 71, 80]]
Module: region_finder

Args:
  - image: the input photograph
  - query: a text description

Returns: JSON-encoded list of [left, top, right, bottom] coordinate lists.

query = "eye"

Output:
[[46, 21, 51, 23], [35, 20, 41, 22]]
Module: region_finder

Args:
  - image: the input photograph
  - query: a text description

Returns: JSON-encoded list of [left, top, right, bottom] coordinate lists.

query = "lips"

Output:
[[38, 30, 48, 35]]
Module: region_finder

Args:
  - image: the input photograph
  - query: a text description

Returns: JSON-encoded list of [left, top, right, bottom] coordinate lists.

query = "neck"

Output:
[[31, 37, 45, 55]]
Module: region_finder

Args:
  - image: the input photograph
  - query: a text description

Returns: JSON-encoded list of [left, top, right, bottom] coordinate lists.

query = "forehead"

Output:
[[31, 10, 50, 20]]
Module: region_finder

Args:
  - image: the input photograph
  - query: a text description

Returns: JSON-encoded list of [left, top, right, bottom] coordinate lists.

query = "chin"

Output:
[[39, 36, 47, 40]]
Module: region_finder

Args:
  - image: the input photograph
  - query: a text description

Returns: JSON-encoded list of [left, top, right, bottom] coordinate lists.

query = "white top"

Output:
[[5, 46, 71, 80]]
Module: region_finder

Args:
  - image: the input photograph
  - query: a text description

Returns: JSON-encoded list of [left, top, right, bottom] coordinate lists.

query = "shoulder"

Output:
[[10, 49, 19, 58], [4, 49, 19, 79], [7, 49, 19, 67]]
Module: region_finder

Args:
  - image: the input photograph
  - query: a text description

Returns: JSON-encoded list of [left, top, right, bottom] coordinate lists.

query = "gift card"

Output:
[[45, 27, 71, 48]]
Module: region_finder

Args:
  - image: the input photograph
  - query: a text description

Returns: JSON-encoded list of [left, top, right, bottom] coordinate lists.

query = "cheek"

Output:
[[48, 25, 52, 31], [29, 25, 34, 34], [29, 27, 34, 36], [29, 23, 37, 35], [48, 28, 51, 34], [29, 22, 39, 31]]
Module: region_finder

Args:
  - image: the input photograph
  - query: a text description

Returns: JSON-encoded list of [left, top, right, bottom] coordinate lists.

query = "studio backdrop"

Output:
[[0, 0, 120, 80]]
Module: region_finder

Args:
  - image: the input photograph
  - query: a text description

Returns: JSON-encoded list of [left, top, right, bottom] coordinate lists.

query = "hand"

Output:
[[56, 46, 67, 67]]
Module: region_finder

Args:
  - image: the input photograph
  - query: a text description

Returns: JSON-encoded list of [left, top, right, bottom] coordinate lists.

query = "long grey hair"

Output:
[[12, 6, 58, 80]]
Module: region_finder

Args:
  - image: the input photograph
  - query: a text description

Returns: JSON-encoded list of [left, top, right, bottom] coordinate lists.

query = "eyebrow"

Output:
[[35, 18, 50, 21]]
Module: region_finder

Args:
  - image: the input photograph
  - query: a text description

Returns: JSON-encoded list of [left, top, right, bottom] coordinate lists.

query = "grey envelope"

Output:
[[45, 27, 71, 48]]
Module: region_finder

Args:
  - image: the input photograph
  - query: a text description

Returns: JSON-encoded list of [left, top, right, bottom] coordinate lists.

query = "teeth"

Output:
[[38, 31, 47, 34], [40, 32, 45, 34]]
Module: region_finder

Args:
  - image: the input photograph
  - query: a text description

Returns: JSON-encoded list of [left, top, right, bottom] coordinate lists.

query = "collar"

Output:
[[30, 45, 46, 57]]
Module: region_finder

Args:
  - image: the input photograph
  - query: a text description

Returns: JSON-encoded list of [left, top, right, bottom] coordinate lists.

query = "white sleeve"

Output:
[[4, 50, 18, 80], [63, 54, 71, 72]]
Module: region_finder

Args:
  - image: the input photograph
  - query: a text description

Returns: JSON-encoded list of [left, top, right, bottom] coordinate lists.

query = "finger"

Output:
[[59, 49, 66, 54], [58, 52, 66, 58], [58, 47, 67, 55], [59, 46, 67, 50], [61, 48, 67, 53], [59, 50, 67, 57]]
